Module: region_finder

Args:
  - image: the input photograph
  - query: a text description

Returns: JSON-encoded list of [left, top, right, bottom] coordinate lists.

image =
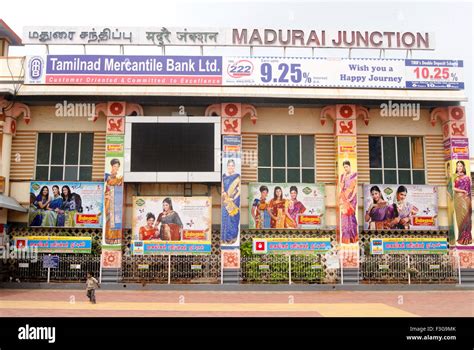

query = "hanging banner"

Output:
[[25, 55, 464, 90], [131, 196, 212, 254], [447, 159, 473, 248], [443, 138, 469, 161], [221, 135, 241, 247], [363, 184, 439, 230], [131, 241, 211, 255], [103, 116, 125, 247], [28, 182, 104, 228], [252, 237, 331, 254], [370, 238, 448, 255], [336, 132, 358, 244], [248, 183, 325, 229], [14, 236, 92, 254]]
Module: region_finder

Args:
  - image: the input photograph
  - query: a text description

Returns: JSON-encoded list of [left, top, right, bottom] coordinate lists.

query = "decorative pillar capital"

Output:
[[430, 107, 449, 126], [356, 105, 370, 126], [205, 103, 257, 134], [94, 101, 144, 121], [0, 99, 31, 125]]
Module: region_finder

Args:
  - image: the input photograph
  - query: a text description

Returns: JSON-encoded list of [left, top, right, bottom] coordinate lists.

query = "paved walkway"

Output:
[[1, 289, 473, 317]]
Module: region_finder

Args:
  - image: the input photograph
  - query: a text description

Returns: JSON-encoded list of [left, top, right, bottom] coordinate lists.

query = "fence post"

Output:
[[407, 255, 411, 285], [99, 254, 103, 283], [220, 255, 223, 285], [168, 255, 171, 285], [288, 255, 292, 285], [340, 253, 344, 285], [456, 252, 461, 285], [47, 254, 51, 284]]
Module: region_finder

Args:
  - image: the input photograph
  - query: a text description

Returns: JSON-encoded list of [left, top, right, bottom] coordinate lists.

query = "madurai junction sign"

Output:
[[23, 27, 434, 50]]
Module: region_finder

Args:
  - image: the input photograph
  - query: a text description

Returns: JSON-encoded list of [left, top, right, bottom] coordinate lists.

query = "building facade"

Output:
[[0, 23, 472, 284]]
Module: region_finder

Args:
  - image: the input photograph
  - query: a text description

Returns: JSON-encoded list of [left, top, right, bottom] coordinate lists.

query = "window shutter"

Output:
[[10, 131, 36, 180], [241, 133, 257, 183], [92, 132, 106, 181]]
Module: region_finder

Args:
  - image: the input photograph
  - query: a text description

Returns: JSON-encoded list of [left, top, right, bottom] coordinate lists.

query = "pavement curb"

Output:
[[1, 282, 473, 291]]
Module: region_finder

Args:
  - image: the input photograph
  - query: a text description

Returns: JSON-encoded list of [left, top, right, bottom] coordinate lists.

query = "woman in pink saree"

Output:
[[453, 161, 472, 245], [339, 160, 358, 243]]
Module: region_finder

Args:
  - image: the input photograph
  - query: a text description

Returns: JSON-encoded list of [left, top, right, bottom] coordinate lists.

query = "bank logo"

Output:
[[227, 59, 253, 78], [28, 56, 44, 82]]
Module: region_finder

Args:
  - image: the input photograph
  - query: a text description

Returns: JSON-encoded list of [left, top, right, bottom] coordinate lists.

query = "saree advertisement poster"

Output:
[[446, 159, 473, 248], [14, 236, 92, 254], [370, 238, 448, 255], [248, 183, 325, 229], [132, 196, 212, 242], [337, 146, 358, 245], [103, 120, 125, 247], [221, 135, 241, 247], [252, 237, 331, 254], [363, 185, 439, 231], [28, 182, 104, 228]]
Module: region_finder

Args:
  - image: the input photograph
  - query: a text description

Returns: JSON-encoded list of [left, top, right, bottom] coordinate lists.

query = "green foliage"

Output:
[[242, 255, 325, 283], [240, 241, 253, 257]]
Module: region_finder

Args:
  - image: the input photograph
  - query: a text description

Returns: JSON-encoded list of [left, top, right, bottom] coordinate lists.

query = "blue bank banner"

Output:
[[370, 238, 448, 255], [131, 240, 212, 255], [26, 55, 464, 90]]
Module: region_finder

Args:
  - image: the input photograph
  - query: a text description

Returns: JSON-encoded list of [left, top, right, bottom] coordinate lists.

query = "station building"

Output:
[[0, 22, 472, 284]]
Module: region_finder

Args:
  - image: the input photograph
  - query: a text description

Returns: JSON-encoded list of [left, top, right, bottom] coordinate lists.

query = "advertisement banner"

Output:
[[252, 237, 331, 254], [443, 138, 469, 161], [103, 117, 125, 247], [28, 182, 104, 228], [14, 236, 92, 253], [447, 159, 473, 249], [363, 184, 439, 230], [25, 55, 464, 90], [131, 196, 212, 254], [370, 238, 448, 254], [26, 55, 222, 85], [223, 57, 463, 89], [131, 241, 211, 255], [221, 136, 241, 247], [336, 132, 358, 245], [248, 183, 325, 229]]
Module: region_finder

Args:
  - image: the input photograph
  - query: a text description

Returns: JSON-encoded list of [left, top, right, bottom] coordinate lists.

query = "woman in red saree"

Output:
[[155, 198, 183, 241]]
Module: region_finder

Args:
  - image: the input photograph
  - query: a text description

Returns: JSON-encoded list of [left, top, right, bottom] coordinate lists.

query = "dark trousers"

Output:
[[87, 289, 96, 303]]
